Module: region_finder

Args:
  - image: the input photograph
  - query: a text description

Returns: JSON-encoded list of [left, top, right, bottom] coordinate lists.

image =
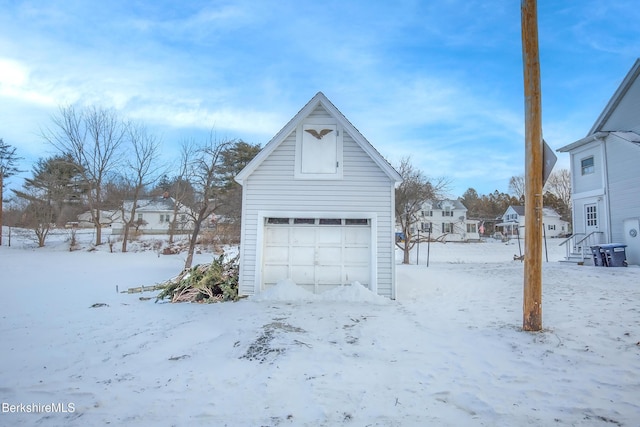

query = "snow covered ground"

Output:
[[1, 229, 639, 426]]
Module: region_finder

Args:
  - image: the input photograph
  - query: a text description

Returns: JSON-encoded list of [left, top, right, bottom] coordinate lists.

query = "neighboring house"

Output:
[[495, 206, 569, 239], [410, 199, 480, 242], [558, 59, 640, 265], [113, 195, 193, 235], [78, 195, 193, 235], [235, 92, 402, 299], [77, 210, 115, 228]]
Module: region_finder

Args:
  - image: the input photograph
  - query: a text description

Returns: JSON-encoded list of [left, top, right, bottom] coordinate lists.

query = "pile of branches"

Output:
[[156, 254, 239, 303]]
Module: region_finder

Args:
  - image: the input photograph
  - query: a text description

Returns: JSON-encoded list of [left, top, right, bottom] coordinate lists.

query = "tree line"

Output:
[[1, 105, 260, 269], [2, 107, 572, 269]]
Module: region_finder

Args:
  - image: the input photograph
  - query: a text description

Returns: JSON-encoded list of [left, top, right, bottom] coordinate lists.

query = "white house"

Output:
[[77, 195, 192, 235], [558, 59, 640, 265], [235, 92, 402, 298], [411, 199, 479, 242], [495, 206, 569, 239], [111, 196, 192, 235]]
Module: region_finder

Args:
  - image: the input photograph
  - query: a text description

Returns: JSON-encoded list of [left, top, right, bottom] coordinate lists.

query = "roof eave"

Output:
[[557, 131, 609, 153]]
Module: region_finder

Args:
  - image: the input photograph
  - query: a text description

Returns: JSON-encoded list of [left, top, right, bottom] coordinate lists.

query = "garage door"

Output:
[[263, 217, 371, 293]]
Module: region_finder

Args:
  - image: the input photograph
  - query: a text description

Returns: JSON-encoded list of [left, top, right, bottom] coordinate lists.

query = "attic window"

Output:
[[581, 156, 594, 175], [295, 121, 343, 180]]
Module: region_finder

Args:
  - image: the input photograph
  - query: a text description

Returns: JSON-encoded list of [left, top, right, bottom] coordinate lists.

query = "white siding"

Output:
[[571, 143, 604, 194], [605, 136, 640, 243], [601, 76, 640, 133], [239, 130, 395, 297]]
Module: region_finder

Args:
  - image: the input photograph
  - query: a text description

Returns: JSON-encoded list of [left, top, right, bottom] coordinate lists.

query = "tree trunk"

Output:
[[94, 211, 102, 246], [184, 219, 202, 269], [169, 203, 180, 244], [122, 204, 137, 253]]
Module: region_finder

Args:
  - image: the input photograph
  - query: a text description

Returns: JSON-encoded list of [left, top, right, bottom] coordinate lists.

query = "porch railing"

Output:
[[559, 231, 605, 261]]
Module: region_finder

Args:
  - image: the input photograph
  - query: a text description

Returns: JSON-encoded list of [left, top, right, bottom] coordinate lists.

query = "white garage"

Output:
[[235, 92, 402, 298]]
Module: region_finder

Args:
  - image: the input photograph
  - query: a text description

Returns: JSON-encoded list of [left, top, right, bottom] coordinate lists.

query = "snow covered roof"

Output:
[[123, 196, 182, 212]]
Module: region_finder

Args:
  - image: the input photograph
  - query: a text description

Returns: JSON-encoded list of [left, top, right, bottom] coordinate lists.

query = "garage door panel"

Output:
[[345, 227, 370, 244], [263, 265, 289, 284], [317, 227, 342, 244], [344, 247, 369, 264], [291, 227, 316, 244], [316, 247, 342, 263], [264, 246, 289, 263], [344, 266, 369, 284], [291, 268, 314, 285], [266, 227, 289, 244], [316, 265, 342, 284], [291, 247, 315, 265]]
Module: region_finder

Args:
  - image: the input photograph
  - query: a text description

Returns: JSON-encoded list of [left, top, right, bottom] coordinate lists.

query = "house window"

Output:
[[586, 205, 598, 227], [160, 214, 170, 223], [442, 209, 453, 217], [547, 224, 556, 231], [137, 213, 143, 222], [442, 223, 453, 233], [581, 156, 594, 175], [421, 222, 432, 232], [180, 214, 187, 223], [467, 223, 477, 233]]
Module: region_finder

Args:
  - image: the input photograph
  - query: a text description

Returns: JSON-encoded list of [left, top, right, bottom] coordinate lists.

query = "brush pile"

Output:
[[156, 254, 239, 303]]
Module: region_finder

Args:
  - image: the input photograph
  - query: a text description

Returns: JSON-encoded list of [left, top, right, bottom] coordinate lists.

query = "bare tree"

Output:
[[43, 106, 125, 245], [544, 168, 571, 208], [11, 155, 79, 247], [119, 122, 161, 252], [166, 142, 197, 245], [508, 175, 525, 201], [0, 139, 22, 246], [395, 157, 450, 264], [183, 135, 233, 269], [12, 186, 53, 247]]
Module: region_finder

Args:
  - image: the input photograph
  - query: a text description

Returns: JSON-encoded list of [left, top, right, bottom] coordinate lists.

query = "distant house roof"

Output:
[[510, 206, 525, 216], [422, 199, 467, 210], [505, 205, 563, 218], [120, 196, 183, 213]]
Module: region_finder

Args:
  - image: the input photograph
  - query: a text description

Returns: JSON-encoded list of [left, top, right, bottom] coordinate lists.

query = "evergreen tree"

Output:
[[0, 139, 22, 245]]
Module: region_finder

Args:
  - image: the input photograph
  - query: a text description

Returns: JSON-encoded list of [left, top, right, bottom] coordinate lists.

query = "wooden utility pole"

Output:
[[521, 0, 543, 331]]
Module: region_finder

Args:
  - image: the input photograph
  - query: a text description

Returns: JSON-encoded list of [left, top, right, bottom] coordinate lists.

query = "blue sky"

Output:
[[1, 0, 639, 197]]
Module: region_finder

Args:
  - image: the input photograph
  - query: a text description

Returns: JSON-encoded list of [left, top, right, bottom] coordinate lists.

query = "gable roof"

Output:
[[509, 206, 525, 216], [235, 92, 402, 185], [589, 58, 640, 135], [558, 59, 640, 153]]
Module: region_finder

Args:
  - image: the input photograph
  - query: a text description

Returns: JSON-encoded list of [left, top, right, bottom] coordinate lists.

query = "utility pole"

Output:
[[521, 0, 543, 331]]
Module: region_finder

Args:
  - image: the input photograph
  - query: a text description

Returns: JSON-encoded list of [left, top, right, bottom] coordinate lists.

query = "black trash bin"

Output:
[[600, 243, 628, 267], [590, 245, 604, 266]]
